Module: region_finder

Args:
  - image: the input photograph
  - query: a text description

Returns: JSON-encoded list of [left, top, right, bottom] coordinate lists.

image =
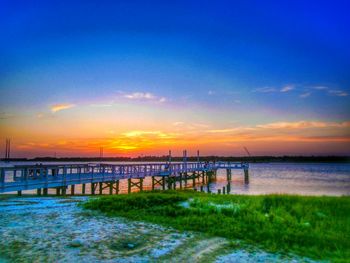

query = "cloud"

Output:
[[300, 92, 311, 98], [207, 121, 350, 134], [312, 86, 329, 90], [253, 87, 277, 93], [254, 85, 295, 93], [122, 130, 177, 139], [0, 112, 13, 119], [256, 121, 350, 129], [89, 103, 113, 107], [51, 103, 75, 113], [328, 90, 348, 97], [172, 121, 185, 126], [310, 86, 348, 97], [123, 92, 167, 103], [280, 85, 294, 92]]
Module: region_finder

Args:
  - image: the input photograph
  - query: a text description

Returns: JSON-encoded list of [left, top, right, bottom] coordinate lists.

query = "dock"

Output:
[[0, 159, 249, 195]]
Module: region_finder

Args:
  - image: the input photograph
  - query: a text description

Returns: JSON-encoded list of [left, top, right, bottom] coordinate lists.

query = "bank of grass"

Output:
[[83, 191, 350, 262]]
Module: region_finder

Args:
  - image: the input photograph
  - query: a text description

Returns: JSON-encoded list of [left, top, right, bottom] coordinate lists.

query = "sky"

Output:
[[1, 0, 350, 157]]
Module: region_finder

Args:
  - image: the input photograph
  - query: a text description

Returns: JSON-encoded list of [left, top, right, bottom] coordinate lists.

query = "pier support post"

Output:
[[43, 188, 48, 196], [37, 188, 42, 196], [223, 186, 226, 194], [128, 179, 131, 194], [192, 172, 196, 187], [62, 187, 66, 196], [56, 187, 60, 196], [91, 183, 96, 195], [226, 169, 231, 181], [152, 176, 155, 190], [82, 184, 86, 194], [227, 183, 231, 194], [17, 190, 22, 196], [140, 178, 143, 192], [71, 185, 75, 195], [109, 182, 113, 195], [99, 182, 103, 195], [244, 169, 249, 184], [115, 180, 119, 194]]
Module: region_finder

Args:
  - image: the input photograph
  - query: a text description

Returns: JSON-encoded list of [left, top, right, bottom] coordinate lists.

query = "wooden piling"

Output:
[[37, 188, 42, 196], [151, 176, 155, 190], [62, 187, 66, 196], [71, 185, 75, 195], [244, 169, 249, 184], [218, 189, 221, 194], [223, 186, 226, 194], [56, 187, 60, 196], [17, 190, 22, 196], [82, 184, 86, 194], [109, 182, 113, 195], [91, 183, 95, 195], [43, 188, 48, 196], [99, 182, 103, 195], [128, 178, 131, 194], [115, 180, 119, 194]]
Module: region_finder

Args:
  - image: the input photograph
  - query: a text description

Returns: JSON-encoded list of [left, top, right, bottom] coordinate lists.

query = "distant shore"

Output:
[[2, 156, 349, 163]]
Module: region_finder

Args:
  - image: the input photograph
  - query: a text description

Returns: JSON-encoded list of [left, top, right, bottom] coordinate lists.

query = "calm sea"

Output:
[[1, 162, 349, 196]]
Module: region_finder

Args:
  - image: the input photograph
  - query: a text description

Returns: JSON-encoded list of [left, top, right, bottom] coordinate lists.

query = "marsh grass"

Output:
[[83, 191, 350, 262]]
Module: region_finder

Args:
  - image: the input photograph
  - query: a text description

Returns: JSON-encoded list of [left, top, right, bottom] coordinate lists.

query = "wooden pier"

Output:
[[0, 161, 249, 195]]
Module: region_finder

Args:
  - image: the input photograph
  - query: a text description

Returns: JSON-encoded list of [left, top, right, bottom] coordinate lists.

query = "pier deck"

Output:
[[0, 161, 249, 194]]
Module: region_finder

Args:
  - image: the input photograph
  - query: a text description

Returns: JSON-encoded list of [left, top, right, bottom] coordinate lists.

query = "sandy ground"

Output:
[[0, 196, 317, 263]]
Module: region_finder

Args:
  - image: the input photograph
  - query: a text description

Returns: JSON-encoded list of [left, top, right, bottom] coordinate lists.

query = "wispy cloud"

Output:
[[328, 90, 348, 97], [253, 87, 277, 93], [306, 86, 348, 97], [256, 121, 350, 129], [89, 103, 113, 107], [51, 103, 75, 113], [312, 86, 329, 90], [122, 130, 177, 139], [280, 85, 294, 92], [0, 112, 14, 119], [300, 92, 311, 98], [122, 92, 167, 103], [254, 85, 294, 93]]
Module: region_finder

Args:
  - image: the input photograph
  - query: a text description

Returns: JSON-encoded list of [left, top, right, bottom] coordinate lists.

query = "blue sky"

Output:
[[0, 0, 350, 156]]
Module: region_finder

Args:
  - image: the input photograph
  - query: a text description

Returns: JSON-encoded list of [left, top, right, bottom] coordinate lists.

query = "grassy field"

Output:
[[83, 191, 350, 262]]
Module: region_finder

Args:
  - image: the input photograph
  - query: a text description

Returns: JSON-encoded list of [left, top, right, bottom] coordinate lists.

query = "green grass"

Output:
[[83, 191, 350, 262]]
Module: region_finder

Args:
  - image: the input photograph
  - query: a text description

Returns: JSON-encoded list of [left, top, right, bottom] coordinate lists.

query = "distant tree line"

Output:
[[1, 155, 349, 163]]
